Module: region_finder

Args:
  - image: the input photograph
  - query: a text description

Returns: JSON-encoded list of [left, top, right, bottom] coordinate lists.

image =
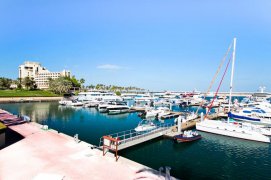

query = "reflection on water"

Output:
[[201, 131, 269, 150], [121, 133, 271, 180], [0, 102, 271, 180], [0, 102, 141, 145]]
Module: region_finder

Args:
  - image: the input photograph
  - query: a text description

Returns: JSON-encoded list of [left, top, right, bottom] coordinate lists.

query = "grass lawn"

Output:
[[0, 90, 60, 97]]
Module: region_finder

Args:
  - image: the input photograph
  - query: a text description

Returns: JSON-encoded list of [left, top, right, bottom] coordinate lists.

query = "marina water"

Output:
[[1, 102, 271, 180]]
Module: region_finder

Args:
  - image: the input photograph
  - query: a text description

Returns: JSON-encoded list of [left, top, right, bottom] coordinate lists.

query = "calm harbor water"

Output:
[[1, 102, 271, 180]]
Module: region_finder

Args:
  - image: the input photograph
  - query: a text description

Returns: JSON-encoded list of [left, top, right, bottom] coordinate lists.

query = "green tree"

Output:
[[96, 84, 105, 90], [23, 77, 36, 90], [49, 77, 72, 94], [64, 76, 81, 87], [79, 78, 85, 85], [79, 78, 85, 89], [88, 84, 95, 89], [0, 77, 12, 89], [16, 78, 22, 89], [71, 76, 81, 87], [115, 91, 121, 96]]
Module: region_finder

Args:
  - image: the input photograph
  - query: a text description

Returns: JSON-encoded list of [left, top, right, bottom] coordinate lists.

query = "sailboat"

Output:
[[196, 38, 271, 143]]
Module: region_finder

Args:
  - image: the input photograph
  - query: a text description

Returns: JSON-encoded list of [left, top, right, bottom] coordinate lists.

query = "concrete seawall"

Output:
[[0, 97, 62, 103]]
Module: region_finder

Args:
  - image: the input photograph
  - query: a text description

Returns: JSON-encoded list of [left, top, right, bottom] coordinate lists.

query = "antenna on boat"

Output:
[[228, 37, 236, 123]]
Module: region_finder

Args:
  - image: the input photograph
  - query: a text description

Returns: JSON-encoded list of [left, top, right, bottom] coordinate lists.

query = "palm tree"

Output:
[[79, 78, 85, 90], [23, 77, 34, 90], [16, 78, 22, 89], [79, 78, 85, 85]]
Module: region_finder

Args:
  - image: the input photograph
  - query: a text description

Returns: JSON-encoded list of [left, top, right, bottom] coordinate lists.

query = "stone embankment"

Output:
[[0, 97, 62, 103]]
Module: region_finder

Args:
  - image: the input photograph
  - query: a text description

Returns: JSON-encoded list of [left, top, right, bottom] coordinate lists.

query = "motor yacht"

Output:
[[84, 100, 102, 108], [70, 100, 84, 106], [134, 120, 157, 132], [157, 107, 171, 119], [134, 94, 157, 102], [77, 91, 123, 102], [229, 107, 271, 124], [107, 102, 130, 115]]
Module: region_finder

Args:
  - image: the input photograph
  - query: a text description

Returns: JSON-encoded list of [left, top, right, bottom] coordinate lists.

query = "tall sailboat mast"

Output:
[[228, 38, 236, 123]]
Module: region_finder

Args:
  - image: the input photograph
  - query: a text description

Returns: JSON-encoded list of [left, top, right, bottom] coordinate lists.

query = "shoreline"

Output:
[[0, 97, 62, 103]]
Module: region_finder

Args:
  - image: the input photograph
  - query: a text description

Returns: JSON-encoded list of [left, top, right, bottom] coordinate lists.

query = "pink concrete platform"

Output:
[[0, 123, 171, 180]]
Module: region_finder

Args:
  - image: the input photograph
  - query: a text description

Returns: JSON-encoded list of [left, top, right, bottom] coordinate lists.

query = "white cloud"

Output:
[[97, 64, 123, 70]]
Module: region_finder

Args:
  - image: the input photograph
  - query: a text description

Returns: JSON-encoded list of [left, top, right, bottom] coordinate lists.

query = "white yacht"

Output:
[[229, 107, 271, 125], [107, 102, 130, 115], [144, 107, 170, 119], [249, 101, 271, 113], [97, 103, 110, 113], [59, 93, 75, 105], [59, 99, 72, 106], [145, 108, 160, 119], [134, 94, 157, 102], [59, 99, 83, 106], [157, 107, 171, 119], [196, 38, 271, 143], [69, 100, 84, 106], [134, 120, 157, 132], [84, 100, 102, 108], [121, 93, 138, 100], [77, 91, 122, 102]]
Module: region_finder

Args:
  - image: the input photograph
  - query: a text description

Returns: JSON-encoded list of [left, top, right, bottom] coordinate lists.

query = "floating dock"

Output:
[[160, 112, 182, 119]]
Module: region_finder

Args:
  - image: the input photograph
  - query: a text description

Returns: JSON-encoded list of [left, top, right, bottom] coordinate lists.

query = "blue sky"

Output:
[[0, 0, 271, 92]]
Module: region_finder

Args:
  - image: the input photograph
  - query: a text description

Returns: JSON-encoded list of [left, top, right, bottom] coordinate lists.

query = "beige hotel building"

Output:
[[19, 61, 71, 89]]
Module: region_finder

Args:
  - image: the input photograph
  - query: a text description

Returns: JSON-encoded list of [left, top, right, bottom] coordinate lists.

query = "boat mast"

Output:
[[228, 38, 236, 123]]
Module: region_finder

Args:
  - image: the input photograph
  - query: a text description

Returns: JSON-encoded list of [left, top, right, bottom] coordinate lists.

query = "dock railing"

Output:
[[99, 122, 174, 148]]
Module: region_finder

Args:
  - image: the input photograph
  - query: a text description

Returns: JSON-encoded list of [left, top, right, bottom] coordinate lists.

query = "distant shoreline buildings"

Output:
[[19, 61, 71, 89]]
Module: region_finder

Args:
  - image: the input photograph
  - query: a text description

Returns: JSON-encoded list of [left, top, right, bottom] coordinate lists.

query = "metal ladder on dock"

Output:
[[99, 123, 174, 151]]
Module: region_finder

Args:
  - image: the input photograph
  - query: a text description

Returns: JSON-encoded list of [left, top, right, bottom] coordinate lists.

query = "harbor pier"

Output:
[[0, 122, 177, 179]]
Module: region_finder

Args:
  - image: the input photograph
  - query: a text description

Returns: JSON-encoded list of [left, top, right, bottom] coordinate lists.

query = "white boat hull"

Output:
[[196, 120, 270, 143], [108, 109, 129, 115], [71, 102, 84, 106], [59, 100, 72, 106], [98, 108, 108, 113], [145, 111, 159, 118], [135, 125, 157, 132]]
